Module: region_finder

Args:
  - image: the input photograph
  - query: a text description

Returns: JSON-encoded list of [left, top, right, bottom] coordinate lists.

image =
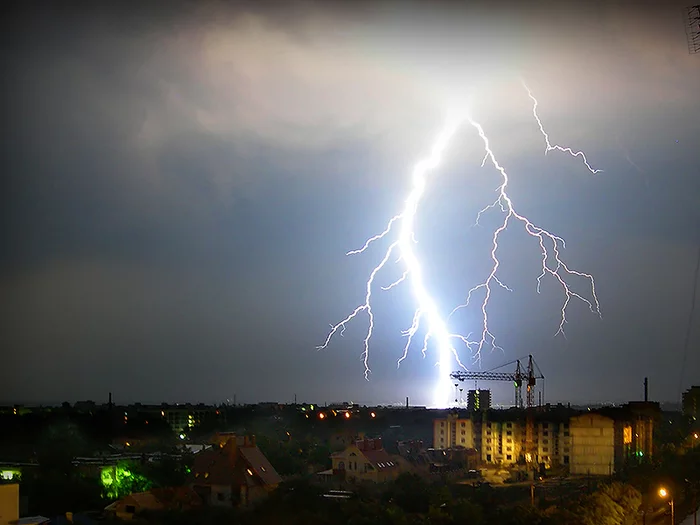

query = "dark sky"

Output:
[[2, 0, 699, 407]]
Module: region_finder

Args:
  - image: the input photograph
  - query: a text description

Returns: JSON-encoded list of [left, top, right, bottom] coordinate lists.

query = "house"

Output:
[[191, 435, 282, 507], [330, 438, 400, 483], [103, 487, 201, 520], [0, 484, 19, 525]]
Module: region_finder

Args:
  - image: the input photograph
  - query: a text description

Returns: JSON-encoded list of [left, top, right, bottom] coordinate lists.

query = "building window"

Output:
[[506, 454, 512, 460], [461, 430, 465, 435], [125, 505, 136, 514], [563, 455, 569, 465], [543, 447, 548, 452], [461, 422, 466, 427], [487, 446, 492, 451], [543, 439, 549, 444], [486, 454, 492, 462], [461, 438, 465, 443], [441, 422, 445, 427], [543, 430, 549, 436], [507, 423, 512, 428], [506, 431, 512, 436], [506, 446, 512, 452]]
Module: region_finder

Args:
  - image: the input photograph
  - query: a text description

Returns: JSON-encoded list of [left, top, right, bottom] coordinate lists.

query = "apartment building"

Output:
[[432, 402, 656, 473]]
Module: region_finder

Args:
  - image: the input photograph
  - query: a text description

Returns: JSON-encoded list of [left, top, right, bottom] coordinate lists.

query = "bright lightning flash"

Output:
[[318, 85, 601, 408]]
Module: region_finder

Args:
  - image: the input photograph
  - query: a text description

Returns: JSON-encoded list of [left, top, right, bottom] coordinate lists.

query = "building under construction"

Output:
[[432, 401, 658, 476], [439, 357, 660, 476]]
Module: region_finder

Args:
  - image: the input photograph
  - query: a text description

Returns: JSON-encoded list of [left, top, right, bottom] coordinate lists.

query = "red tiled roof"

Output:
[[362, 449, 399, 470], [191, 438, 282, 487], [239, 446, 283, 486], [150, 487, 202, 508]]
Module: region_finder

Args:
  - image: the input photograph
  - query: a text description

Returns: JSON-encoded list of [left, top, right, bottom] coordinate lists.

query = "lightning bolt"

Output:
[[318, 84, 601, 408], [523, 82, 602, 175]]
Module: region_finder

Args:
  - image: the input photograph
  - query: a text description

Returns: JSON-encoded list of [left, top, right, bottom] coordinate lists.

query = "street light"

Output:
[[659, 487, 675, 525]]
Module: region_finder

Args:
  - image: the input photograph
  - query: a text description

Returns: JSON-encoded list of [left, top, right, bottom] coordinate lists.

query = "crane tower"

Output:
[[684, 4, 700, 54]]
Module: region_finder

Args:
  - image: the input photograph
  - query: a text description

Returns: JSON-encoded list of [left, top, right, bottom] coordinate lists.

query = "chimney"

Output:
[[251, 435, 256, 447], [644, 377, 648, 402], [375, 437, 382, 450], [406, 397, 409, 408]]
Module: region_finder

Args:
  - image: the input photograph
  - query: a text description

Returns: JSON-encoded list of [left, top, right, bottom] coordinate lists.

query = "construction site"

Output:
[[433, 355, 660, 483]]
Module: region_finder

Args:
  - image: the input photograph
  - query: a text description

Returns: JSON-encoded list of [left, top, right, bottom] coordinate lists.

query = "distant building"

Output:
[[124, 404, 223, 433], [467, 390, 491, 412], [682, 386, 700, 419], [330, 438, 400, 483], [190, 435, 282, 506]]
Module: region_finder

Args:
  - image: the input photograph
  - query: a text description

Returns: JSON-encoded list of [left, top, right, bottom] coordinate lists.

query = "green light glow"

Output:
[[100, 463, 152, 500], [1, 469, 21, 481]]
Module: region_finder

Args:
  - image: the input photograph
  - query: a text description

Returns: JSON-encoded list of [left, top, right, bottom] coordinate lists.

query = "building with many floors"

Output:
[[682, 386, 700, 420], [432, 402, 659, 474]]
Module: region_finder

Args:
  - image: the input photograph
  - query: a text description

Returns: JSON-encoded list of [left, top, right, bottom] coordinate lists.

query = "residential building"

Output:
[[0, 484, 19, 525], [433, 413, 475, 449], [569, 413, 615, 476], [467, 389, 491, 412], [432, 402, 658, 474], [190, 435, 282, 506], [103, 488, 201, 520], [682, 386, 700, 419], [330, 438, 400, 483]]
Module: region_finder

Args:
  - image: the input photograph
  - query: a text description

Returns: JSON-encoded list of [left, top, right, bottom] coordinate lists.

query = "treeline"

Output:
[[124, 474, 643, 525]]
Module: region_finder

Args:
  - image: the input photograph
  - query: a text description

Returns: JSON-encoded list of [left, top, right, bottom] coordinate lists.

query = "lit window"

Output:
[[246, 468, 253, 476], [261, 466, 266, 472]]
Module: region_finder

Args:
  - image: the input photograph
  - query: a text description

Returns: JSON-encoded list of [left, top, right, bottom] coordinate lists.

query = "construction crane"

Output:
[[451, 355, 544, 466], [449, 355, 544, 410], [684, 5, 700, 54]]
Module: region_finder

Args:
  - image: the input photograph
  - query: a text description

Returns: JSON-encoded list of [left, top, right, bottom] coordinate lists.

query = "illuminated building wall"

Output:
[[481, 419, 522, 465], [433, 413, 475, 449], [569, 413, 615, 476], [0, 484, 19, 525]]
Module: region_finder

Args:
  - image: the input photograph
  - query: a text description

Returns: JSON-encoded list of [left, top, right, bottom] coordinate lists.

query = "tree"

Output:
[[384, 473, 431, 514], [100, 462, 153, 500], [450, 498, 485, 524]]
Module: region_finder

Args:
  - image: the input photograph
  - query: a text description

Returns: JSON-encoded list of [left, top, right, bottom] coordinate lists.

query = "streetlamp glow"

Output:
[[658, 487, 675, 525]]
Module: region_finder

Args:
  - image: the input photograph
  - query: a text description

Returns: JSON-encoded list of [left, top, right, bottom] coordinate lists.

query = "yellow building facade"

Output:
[[569, 413, 615, 476]]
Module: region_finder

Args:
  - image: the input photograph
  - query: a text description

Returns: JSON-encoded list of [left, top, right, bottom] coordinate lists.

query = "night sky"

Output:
[[2, 0, 699, 407]]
